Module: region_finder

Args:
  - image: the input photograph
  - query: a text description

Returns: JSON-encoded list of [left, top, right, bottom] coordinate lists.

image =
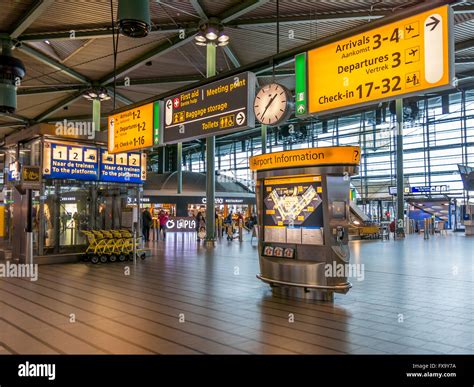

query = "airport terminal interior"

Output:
[[0, 0, 473, 357]]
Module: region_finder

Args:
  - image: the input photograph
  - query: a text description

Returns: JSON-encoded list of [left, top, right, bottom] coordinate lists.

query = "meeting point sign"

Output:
[[249, 146, 361, 171]]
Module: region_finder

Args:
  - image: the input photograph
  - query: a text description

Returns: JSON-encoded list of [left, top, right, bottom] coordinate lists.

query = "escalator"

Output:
[[349, 202, 379, 239]]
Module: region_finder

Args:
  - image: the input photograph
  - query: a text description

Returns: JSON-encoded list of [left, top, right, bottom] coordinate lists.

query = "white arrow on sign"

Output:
[[236, 111, 246, 126], [297, 104, 305, 114], [165, 99, 173, 126]]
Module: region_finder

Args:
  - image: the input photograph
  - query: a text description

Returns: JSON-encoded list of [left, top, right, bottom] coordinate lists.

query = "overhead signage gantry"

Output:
[[107, 71, 256, 150], [295, 4, 454, 116]]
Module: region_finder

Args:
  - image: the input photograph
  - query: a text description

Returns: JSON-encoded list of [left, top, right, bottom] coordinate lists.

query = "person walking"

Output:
[[158, 210, 169, 240], [195, 211, 205, 241], [142, 208, 153, 242]]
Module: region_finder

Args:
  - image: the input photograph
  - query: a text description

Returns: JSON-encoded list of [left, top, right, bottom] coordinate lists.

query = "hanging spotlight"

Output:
[[218, 31, 229, 43], [205, 28, 218, 41], [194, 18, 229, 47], [118, 0, 151, 38], [194, 32, 206, 46], [0, 40, 26, 113]]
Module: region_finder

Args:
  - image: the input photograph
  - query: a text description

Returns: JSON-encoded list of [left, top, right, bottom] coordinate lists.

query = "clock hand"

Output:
[[261, 94, 278, 119]]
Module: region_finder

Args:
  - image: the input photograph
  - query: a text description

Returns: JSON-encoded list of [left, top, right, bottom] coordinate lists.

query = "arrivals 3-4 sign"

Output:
[[296, 5, 453, 116]]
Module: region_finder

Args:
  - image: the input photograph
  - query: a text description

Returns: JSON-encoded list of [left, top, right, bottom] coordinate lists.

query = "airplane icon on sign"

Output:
[[406, 25, 414, 34], [409, 48, 418, 56]]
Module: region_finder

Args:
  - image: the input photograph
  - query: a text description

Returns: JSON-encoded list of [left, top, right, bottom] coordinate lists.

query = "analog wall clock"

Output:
[[253, 83, 292, 126]]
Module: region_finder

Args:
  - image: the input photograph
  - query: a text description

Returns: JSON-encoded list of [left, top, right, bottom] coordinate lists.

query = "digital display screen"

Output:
[[263, 175, 324, 245]]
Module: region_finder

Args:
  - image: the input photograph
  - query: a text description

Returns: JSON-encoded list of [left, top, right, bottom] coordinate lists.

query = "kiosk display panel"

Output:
[[263, 175, 324, 247]]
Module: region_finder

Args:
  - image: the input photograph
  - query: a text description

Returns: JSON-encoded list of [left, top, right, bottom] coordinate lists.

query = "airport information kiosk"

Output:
[[250, 146, 361, 301]]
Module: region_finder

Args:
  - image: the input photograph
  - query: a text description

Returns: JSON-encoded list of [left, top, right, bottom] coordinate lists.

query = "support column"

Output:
[[261, 124, 267, 154], [92, 99, 100, 132], [205, 42, 216, 243], [395, 99, 405, 238], [38, 182, 45, 256], [177, 142, 183, 194], [54, 181, 60, 253]]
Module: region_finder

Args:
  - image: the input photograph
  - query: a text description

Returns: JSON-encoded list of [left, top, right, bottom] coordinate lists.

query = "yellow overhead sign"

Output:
[[306, 5, 453, 114], [249, 146, 361, 171], [108, 103, 154, 153]]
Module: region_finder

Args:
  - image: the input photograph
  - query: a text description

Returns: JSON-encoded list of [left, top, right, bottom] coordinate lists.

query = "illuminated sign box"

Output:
[[43, 142, 99, 181], [43, 141, 146, 184], [296, 5, 454, 116], [108, 102, 160, 154], [163, 72, 256, 144], [100, 150, 146, 184], [249, 146, 361, 172]]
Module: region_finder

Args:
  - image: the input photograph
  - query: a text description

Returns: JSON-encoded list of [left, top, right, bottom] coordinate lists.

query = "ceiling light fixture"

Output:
[[83, 87, 111, 102], [194, 18, 229, 47]]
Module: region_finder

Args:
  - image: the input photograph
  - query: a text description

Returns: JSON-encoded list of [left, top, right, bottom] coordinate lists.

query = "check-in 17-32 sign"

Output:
[[163, 72, 256, 144], [295, 5, 453, 116]]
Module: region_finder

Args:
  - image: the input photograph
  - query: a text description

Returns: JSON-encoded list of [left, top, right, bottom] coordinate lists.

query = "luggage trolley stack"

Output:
[[82, 229, 147, 264]]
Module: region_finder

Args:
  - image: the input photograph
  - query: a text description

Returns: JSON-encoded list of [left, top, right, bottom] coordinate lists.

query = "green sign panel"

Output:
[[153, 101, 160, 146], [295, 53, 308, 117]]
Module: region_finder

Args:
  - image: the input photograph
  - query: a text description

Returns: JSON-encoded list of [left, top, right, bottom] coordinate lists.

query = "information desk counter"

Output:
[[249, 146, 361, 301]]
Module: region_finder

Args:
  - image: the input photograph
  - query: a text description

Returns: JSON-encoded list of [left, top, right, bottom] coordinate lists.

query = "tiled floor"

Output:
[[0, 232, 472, 354]]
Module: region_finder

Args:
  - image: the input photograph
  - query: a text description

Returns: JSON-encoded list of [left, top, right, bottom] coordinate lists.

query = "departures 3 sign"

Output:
[[296, 5, 453, 116]]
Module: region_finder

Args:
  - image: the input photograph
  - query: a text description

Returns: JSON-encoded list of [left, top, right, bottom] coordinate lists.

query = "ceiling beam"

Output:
[[42, 114, 108, 122], [108, 74, 203, 86], [0, 122, 27, 129], [226, 12, 386, 27], [34, 91, 84, 122], [18, 85, 83, 95], [190, 0, 208, 20], [456, 57, 474, 64], [106, 87, 134, 105], [222, 45, 241, 68], [220, 0, 271, 24], [10, 0, 55, 39], [456, 38, 474, 53], [224, 4, 474, 27], [0, 113, 30, 123], [99, 31, 197, 85], [18, 24, 196, 42], [453, 4, 474, 13], [18, 44, 90, 84]]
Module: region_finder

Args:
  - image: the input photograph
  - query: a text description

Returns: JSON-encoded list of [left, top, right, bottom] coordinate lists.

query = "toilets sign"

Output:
[[163, 72, 256, 143]]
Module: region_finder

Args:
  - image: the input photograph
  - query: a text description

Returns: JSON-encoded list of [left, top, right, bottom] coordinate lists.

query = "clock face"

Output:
[[253, 83, 291, 126]]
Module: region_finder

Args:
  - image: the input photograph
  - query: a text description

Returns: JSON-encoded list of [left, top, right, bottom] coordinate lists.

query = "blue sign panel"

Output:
[[411, 185, 448, 194], [100, 150, 144, 183], [43, 142, 99, 181]]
